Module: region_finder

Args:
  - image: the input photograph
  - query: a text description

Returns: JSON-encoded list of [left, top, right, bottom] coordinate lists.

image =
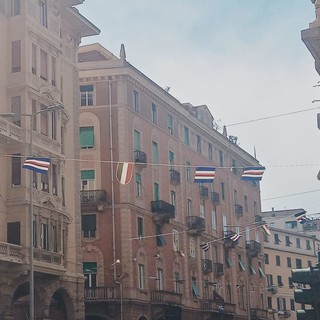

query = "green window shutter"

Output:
[[81, 170, 95, 180], [80, 127, 94, 148], [83, 262, 97, 274]]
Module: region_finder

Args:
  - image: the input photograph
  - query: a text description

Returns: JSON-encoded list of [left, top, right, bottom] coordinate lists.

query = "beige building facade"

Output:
[[261, 209, 320, 320], [0, 0, 99, 319], [79, 43, 269, 320]]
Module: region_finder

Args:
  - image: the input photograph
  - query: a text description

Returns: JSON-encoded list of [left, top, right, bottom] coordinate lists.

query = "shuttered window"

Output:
[[80, 127, 94, 148]]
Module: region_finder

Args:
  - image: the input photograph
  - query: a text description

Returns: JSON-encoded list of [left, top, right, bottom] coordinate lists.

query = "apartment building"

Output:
[[79, 43, 269, 320], [0, 1, 99, 319], [261, 209, 320, 320]]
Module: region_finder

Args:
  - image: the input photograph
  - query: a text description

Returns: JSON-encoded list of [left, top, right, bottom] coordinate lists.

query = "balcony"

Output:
[[186, 216, 205, 234], [80, 190, 107, 211], [0, 117, 22, 143], [235, 204, 243, 216], [200, 299, 217, 311], [214, 262, 224, 276], [224, 303, 236, 314], [211, 192, 219, 204], [150, 290, 182, 306], [267, 285, 278, 294], [224, 231, 239, 248], [84, 286, 116, 301], [33, 249, 63, 265], [134, 149, 147, 166], [170, 169, 180, 184], [246, 240, 262, 257], [0, 242, 23, 264], [202, 259, 213, 274], [251, 308, 268, 319], [199, 186, 209, 198], [151, 200, 175, 223], [278, 310, 291, 318]]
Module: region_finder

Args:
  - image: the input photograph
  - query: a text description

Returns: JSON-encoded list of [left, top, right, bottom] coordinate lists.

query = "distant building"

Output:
[[261, 208, 320, 320], [0, 0, 99, 319], [79, 43, 269, 320]]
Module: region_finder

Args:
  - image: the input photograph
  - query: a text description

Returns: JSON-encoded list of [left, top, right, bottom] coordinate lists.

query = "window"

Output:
[[41, 172, 49, 192], [133, 90, 139, 112], [32, 43, 37, 75], [296, 258, 302, 269], [52, 164, 58, 195], [169, 151, 174, 169], [186, 161, 191, 182], [212, 246, 218, 262], [151, 103, 157, 124], [200, 202, 205, 219], [267, 297, 272, 310], [308, 260, 312, 267], [138, 264, 145, 289], [152, 141, 158, 164], [244, 195, 248, 213], [267, 274, 273, 286], [82, 214, 96, 238], [81, 170, 95, 190], [135, 173, 142, 197], [196, 135, 201, 153], [277, 275, 283, 286], [51, 56, 56, 86], [167, 114, 173, 134], [11, 96, 21, 126], [289, 277, 293, 288], [156, 224, 165, 246], [233, 189, 238, 205], [277, 297, 286, 311], [189, 238, 196, 258], [191, 277, 200, 299], [174, 272, 181, 293], [211, 210, 217, 230], [231, 159, 237, 174], [80, 85, 94, 106], [276, 255, 281, 266], [296, 238, 301, 248], [153, 182, 159, 201], [80, 127, 94, 148], [264, 253, 269, 264], [156, 268, 164, 290], [253, 200, 257, 215], [187, 199, 192, 216], [184, 126, 189, 145], [306, 239, 311, 250], [11, 153, 21, 187], [219, 150, 224, 167], [41, 220, 49, 250], [287, 257, 292, 268], [221, 182, 225, 200], [173, 229, 179, 251], [170, 190, 176, 206], [290, 299, 295, 311], [238, 254, 245, 271], [208, 143, 213, 160], [11, 0, 20, 16], [137, 217, 143, 240], [39, 0, 47, 27], [285, 221, 297, 229], [12, 40, 21, 73], [7, 222, 20, 245], [134, 130, 141, 151], [83, 262, 97, 288], [285, 236, 292, 246], [274, 233, 280, 244], [40, 49, 48, 80]]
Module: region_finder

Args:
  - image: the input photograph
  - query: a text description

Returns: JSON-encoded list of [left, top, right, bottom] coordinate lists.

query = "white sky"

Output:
[[79, 0, 320, 215]]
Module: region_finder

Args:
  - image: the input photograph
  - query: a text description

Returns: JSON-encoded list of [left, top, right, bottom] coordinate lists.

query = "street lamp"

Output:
[[1, 103, 64, 320]]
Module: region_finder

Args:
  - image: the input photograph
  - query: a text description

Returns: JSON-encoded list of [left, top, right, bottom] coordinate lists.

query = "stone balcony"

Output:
[[0, 242, 23, 264]]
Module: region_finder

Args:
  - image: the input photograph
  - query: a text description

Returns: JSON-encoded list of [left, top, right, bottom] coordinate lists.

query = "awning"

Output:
[[192, 282, 200, 298], [238, 259, 246, 271], [258, 267, 266, 278], [249, 265, 256, 275]]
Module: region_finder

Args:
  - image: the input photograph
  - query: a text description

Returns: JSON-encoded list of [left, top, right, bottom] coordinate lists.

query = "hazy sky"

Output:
[[79, 1, 320, 215]]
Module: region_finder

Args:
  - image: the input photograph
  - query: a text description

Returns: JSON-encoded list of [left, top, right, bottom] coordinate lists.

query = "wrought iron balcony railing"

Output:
[[246, 240, 261, 257], [151, 200, 175, 223], [80, 190, 107, 206], [134, 149, 147, 165], [202, 259, 213, 274], [186, 216, 205, 234], [199, 186, 209, 198], [214, 262, 224, 276], [211, 191, 219, 204], [170, 169, 180, 184], [150, 290, 182, 305]]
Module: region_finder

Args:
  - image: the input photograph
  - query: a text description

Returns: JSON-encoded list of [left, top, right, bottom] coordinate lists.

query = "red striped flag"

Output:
[[116, 162, 134, 185]]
